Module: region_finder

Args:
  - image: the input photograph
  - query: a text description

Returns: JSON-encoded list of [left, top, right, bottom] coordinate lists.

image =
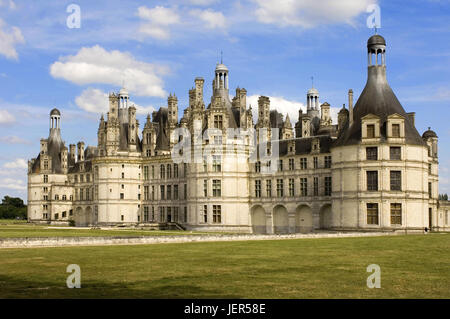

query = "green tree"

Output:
[[0, 196, 27, 219]]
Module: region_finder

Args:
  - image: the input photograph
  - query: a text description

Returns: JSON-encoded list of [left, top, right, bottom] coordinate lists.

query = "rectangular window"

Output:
[[184, 184, 187, 199], [213, 155, 221, 172], [212, 180, 221, 197], [55, 195, 59, 200], [203, 205, 208, 223], [62, 195, 67, 201], [255, 161, 261, 173], [120, 193, 124, 200], [160, 185, 165, 200], [152, 165, 155, 178], [160, 165, 165, 179], [428, 182, 432, 198], [278, 159, 283, 172], [167, 165, 172, 179], [203, 156, 208, 172], [324, 156, 332, 168], [289, 178, 295, 197], [324, 176, 332, 196], [390, 171, 402, 191], [266, 180, 272, 197], [144, 166, 149, 180], [367, 171, 378, 191], [62, 211, 66, 218], [44, 160, 48, 170], [54, 213, 59, 220], [300, 158, 307, 170], [314, 177, 319, 196], [213, 205, 222, 224], [367, 124, 375, 138], [167, 185, 172, 200], [390, 147, 401, 160], [300, 178, 308, 196], [214, 115, 223, 129], [390, 203, 402, 225], [144, 206, 149, 222], [366, 147, 378, 160], [289, 158, 295, 170], [44, 175, 48, 183], [151, 186, 155, 200], [392, 124, 400, 137], [174, 164, 178, 178], [276, 179, 284, 197], [204, 179, 208, 197], [144, 186, 149, 200], [313, 157, 318, 169], [255, 180, 261, 198], [367, 203, 379, 225], [174, 185, 178, 200]]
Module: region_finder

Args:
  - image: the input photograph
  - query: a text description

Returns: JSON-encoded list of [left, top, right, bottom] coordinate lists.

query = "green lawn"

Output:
[[0, 233, 449, 298]]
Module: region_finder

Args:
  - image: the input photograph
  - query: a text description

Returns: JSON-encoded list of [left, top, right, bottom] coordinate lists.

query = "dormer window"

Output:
[[367, 125, 375, 138], [392, 124, 400, 137]]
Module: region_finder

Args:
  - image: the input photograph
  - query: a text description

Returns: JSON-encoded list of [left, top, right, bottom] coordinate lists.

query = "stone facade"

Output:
[[27, 35, 450, 233]]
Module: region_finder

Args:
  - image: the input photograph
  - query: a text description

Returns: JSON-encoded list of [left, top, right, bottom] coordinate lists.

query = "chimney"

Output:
[[407, 112, 415, 127], [77, 142, 85, 162], [69, 144, 76, 163], [348, 89, 354, 127]]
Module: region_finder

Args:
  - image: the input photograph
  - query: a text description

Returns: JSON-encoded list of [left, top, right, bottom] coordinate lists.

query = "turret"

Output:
[[422, 128, 438, 158], [69, 144, 76, 163], [338, 104, 349, 134], [77, 141, 85, 162], [128, 106, 138, 151], [168, 93, 178, 126]]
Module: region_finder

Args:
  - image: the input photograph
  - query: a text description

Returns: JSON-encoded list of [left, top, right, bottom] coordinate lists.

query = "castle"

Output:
[[27, 35, 450, 233]]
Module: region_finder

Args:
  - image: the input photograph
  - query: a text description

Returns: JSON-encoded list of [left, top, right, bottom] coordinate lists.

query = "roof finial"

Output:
[[311, 76, 314, 88], [220, 50, 223, 64], [374, 26, 378, 35]]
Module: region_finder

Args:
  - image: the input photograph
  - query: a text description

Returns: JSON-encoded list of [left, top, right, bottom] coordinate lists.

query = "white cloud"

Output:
[[0, 136, 30, 144], [252, 0, 375, 28], [0, 178, 26, 191], [137, 6, 181, 40], [50, 45, 168, 97], [189, 9, 227, 29], [0, 109, 15, 124], [0, 0, 16, 10], [3, 158, 28, 169], [0, 18, 24, 60], [75, 88, 155, 115], [187, 0, 219, 5]]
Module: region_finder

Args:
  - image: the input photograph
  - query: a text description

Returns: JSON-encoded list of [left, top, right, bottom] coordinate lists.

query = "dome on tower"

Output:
[[215, 63, 228, 72], [367, 34, 386, 47], [307, 87, 318, 95], [50, 108, 60, 116], [422, 128, 437, 139], [119, 87, 129, 95]]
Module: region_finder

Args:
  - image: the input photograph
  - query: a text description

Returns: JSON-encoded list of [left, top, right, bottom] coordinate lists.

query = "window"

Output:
[[212, 180, 221, 197], [167, 185, 172, 200], [121, 215, 124, 221], [214, 135, 222, 145], [278, 160, 283, 172], [167, 207, 172, 222], [43, 187, 48, 193], [255, 180, 261, 198], [367, 124, 375, 138], [152, 165, 155, 178], [428, 164, 432, 175], [203, 156, 208, 172], [94, 186, 98, 200], [289, 178, 295, 197], [160, 185, 165, 200], [44, 175, 48, 183], [144, 186, 149, 200], [314, 177, 319, 196], [44, 160, 48, 170], [55, 213, 59, 220], [151, 186, 155, 200], [266, 180, 272, 197], [86, 174, 90, 183], [255, 161, 261, 173], [80, 189, 84, 200], [300, 178, 308, 196], [214, 115, 223, 129], [390, 147, 401, 160], [144, 206, 149, 222], [367, 203, 379, 225], [300, 158, 307, 170], [428, 182, 432, 198], [174, 185, 179, 200], [324, 177, 332, 196], [62, 195, 67, 201], [43, 195, 48, 201], [55, 195, 59, 200], [367, 171, 378, 191], [324, 156, 332, 168], [213, 155, 221, 172], [174, 164, 178, 178], [213, 205, 222, 223], [95, 166, 99, 179], [313, 157, 318, 169], [366, 147, 378, 160], [144, 166, 149, 180], [390, 171, 401, 191], [69, 209, 73, 216], [203, 179, 208, 197], [276, 179, 284, 197], [203, 205, 208, 223], [160, 165, 165, 179], [121, 172, 124, 179], [289, 158, 295, 170], [391, 203, 402, 225], [167, 164, 172, 179], [159, 207, 165, 222], [62, 211, 67, 218], [184, 184, 187, 199], [392, 124, 400, 137], [120, 193, 124, 199]]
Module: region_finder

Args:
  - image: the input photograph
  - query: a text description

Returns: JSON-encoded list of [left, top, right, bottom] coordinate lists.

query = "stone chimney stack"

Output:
[[348, 89, 354, 127], [77, 142, 85, 162]]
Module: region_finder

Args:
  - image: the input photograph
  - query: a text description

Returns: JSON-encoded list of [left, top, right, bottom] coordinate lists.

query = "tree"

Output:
[[0, 196, 27, 219]]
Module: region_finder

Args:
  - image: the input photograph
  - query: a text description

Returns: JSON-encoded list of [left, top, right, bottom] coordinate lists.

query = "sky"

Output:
[[0, 0, 449, 202]]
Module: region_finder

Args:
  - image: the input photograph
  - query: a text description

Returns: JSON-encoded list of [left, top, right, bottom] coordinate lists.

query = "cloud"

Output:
[[189, 9, 227, 29], [0, 136, 30, 145], [186, 0, 219, 5], [0, 109, 15, 124], [0, 178, 26, 191], [0, 0, 16, 10], [137, 6, 181, 40], [0, 18, 24, 60], [251, 0, 375, 28], [75, 88, 155, 115], [3, 158, 28, 169], [50, 45, 168, 97]]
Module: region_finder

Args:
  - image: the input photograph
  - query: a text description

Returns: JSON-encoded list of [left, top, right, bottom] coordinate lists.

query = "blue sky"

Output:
[[0, 0, 449, 201]]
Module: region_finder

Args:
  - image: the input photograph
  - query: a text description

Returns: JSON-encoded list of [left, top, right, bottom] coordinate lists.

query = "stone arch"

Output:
[[251, 205, 267, 234], [273, 205, 289, 234], [74, 206, 84, 227], [296, 204, 313, 233], [319, 204, 332, 229], [85, 206, 93, 226]]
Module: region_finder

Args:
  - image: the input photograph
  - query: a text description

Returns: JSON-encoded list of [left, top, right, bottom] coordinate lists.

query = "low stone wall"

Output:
[[0, 231, 409, 249]]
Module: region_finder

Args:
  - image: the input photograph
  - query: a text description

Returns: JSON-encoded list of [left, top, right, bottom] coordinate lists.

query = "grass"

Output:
[[0, 233, 449, 298], [0, 221, 227, 238]]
